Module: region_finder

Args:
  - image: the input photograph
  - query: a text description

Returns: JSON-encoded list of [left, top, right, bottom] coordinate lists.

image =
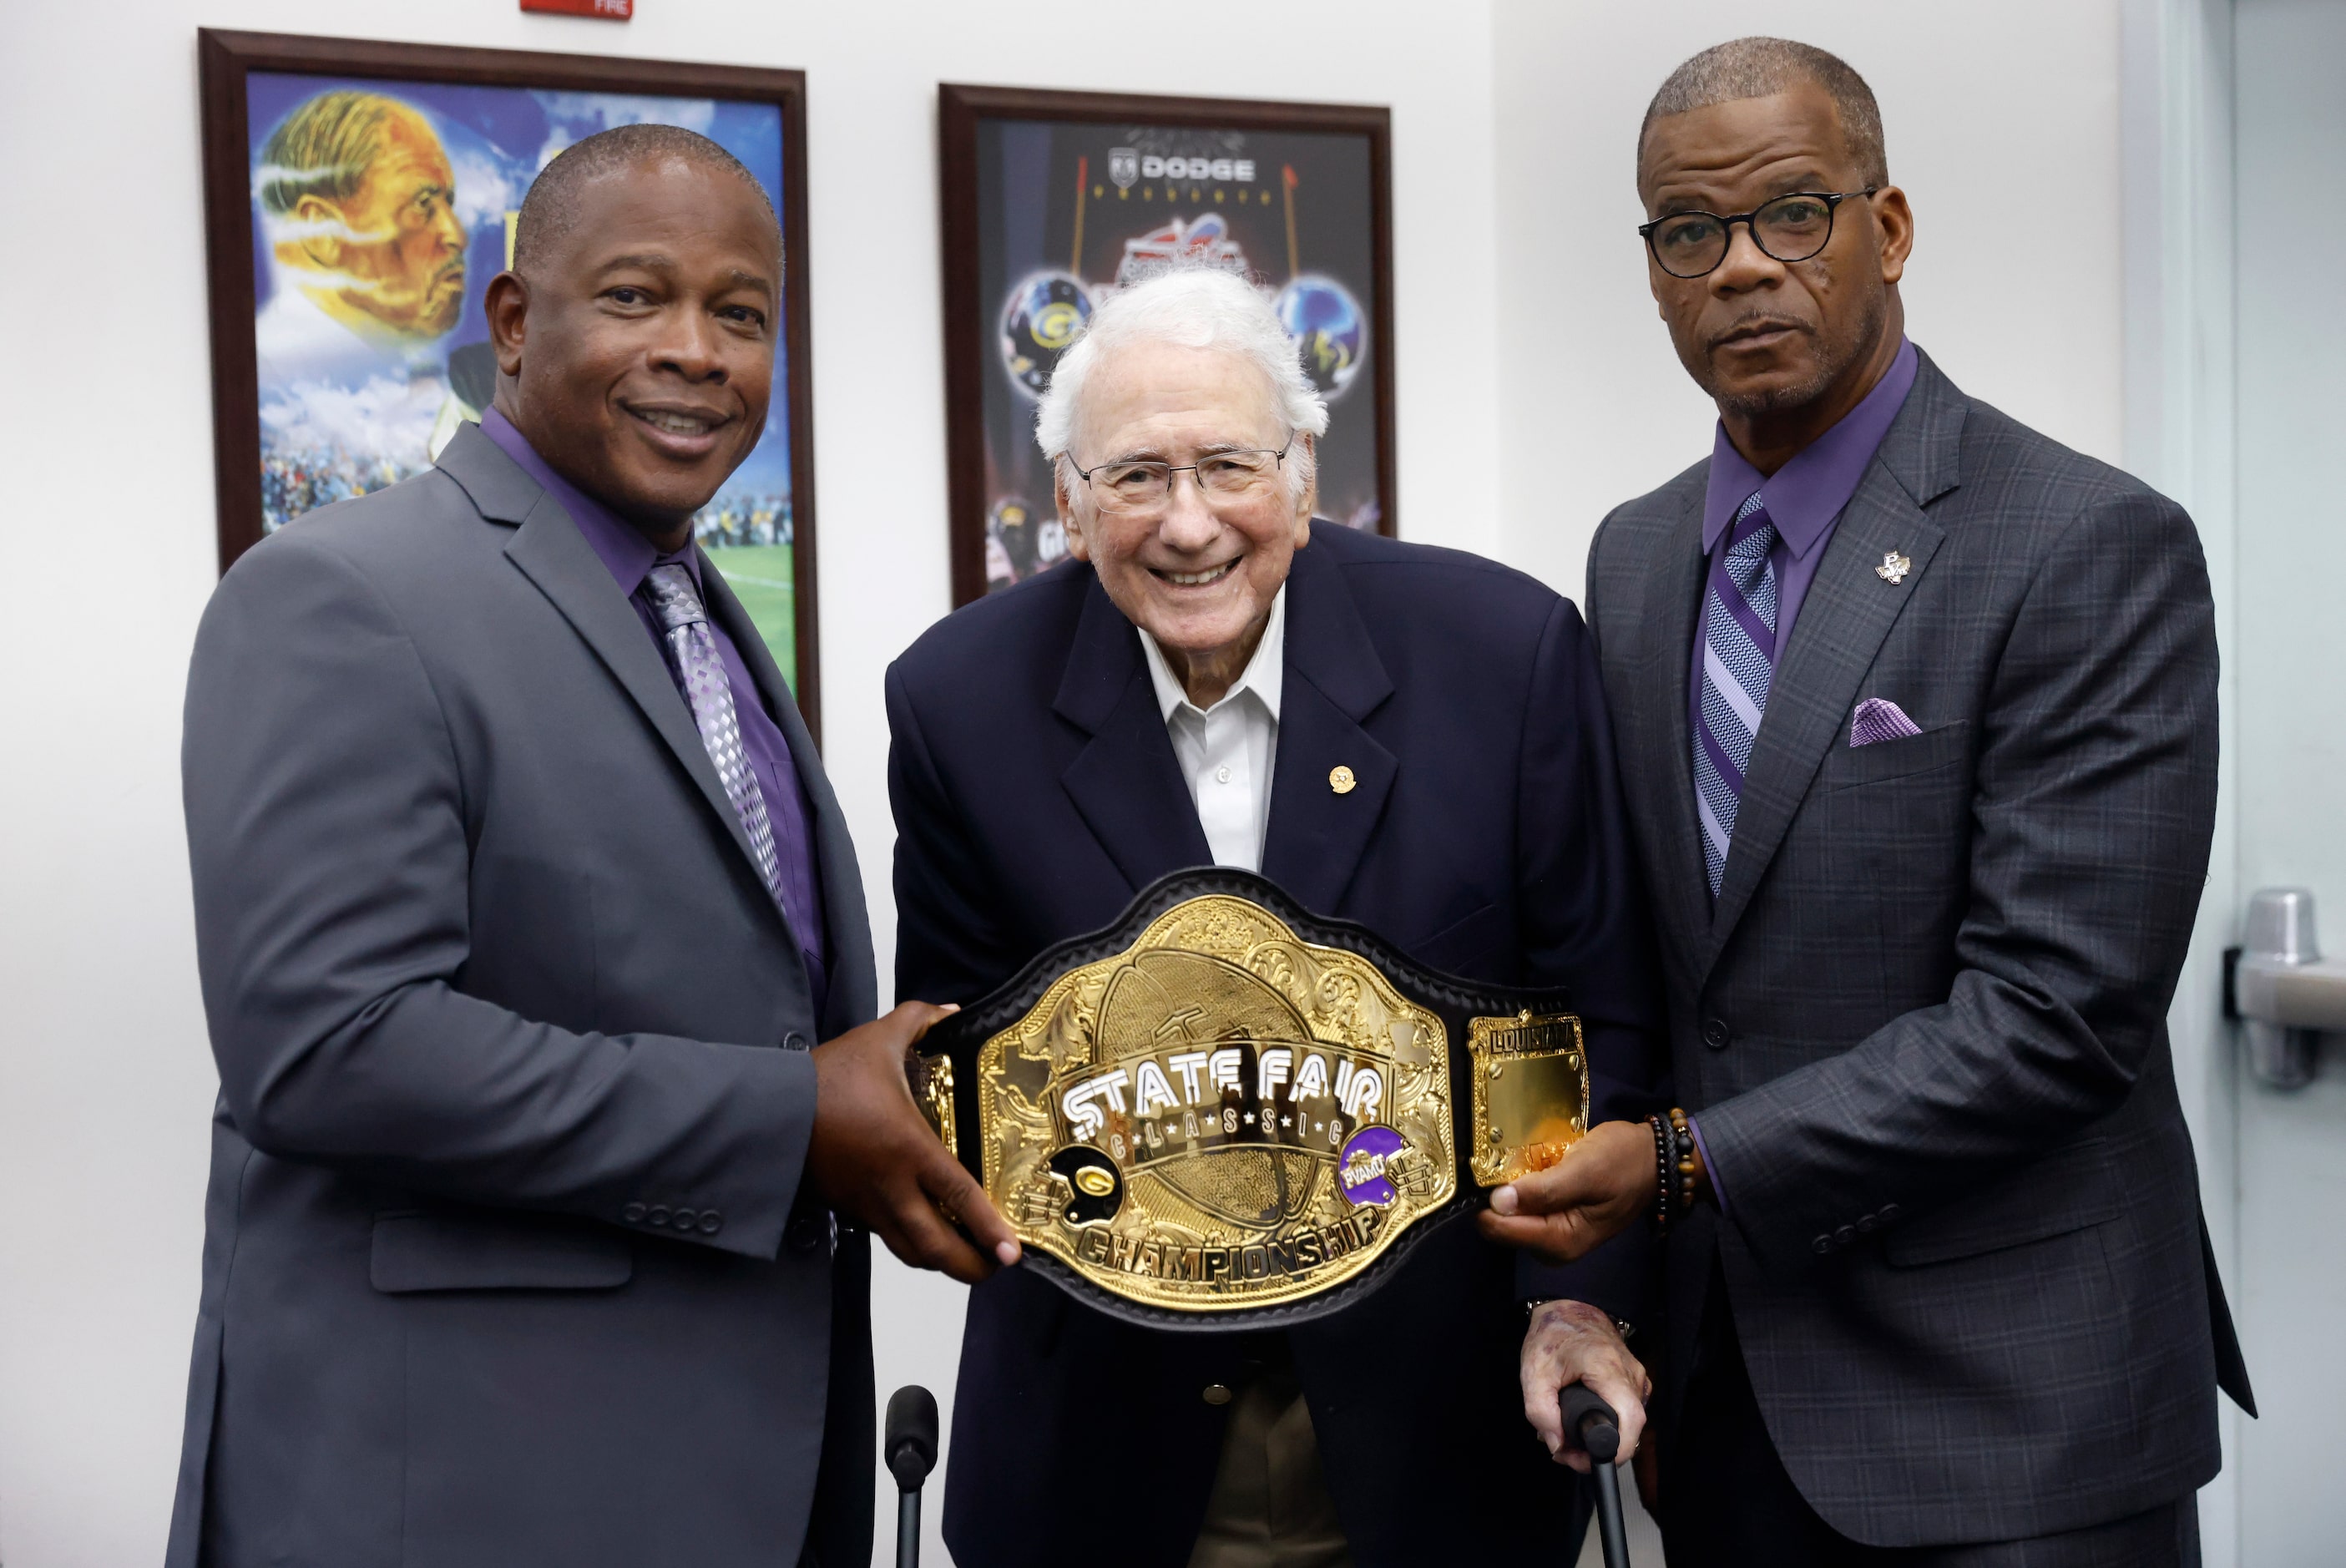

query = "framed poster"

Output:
[[198, 30, 823, 731], [938, 84, 1396, 607]]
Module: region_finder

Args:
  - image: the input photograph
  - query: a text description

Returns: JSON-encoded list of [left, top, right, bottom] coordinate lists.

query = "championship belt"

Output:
[[910, 869, 1590, 1331]]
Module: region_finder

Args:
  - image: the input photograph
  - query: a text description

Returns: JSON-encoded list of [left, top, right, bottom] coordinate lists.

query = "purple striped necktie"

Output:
[[1693, 492, 1780, 896], [640, 564, 788, 913]]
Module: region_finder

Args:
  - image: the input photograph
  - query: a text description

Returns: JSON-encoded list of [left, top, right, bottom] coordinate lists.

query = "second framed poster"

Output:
[[938, 84, 1395, 606]]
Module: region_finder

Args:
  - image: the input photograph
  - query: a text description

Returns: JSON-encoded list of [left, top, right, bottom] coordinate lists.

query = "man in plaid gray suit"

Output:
[[1482, 38, 2254, 1565]]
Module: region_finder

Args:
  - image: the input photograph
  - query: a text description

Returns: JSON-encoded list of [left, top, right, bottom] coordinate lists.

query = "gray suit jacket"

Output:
[[1585, 351, 2252, 1547], [167, 424, 878, 1568]]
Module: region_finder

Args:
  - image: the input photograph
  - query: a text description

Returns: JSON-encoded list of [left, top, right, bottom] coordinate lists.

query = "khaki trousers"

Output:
[[1186, 1354, 1352, 1568]]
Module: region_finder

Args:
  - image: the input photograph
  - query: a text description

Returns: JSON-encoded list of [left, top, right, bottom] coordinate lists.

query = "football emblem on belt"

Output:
[[909, 876, 1594, 1323], [962, 897, 1454, 1312]]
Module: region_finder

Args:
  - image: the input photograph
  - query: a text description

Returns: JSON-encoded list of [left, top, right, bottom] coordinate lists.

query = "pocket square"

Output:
[[1851, 697, 1924, 746]]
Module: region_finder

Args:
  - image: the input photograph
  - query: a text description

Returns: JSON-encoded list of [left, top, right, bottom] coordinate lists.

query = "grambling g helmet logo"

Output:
[[998, 271, 1096, 398], [1048, 1146, 1124, 1227], [1032, 301, 1082, 352]]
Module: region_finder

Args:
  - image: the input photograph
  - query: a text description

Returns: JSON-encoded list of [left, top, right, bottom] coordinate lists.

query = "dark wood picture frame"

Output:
[[937, 83, 1397, 609], [197, 29, 823, 736]]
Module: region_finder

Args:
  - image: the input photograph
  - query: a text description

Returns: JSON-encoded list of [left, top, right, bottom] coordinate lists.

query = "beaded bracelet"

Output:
[[1647, 1114, 1677, 1233], [1668, 1106, 1701, 1216]]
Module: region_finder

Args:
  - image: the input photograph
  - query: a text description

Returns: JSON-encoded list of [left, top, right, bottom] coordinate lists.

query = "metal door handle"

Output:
[[2235, 953, 2346, 1031], [2230, 888, 2338, 1087]]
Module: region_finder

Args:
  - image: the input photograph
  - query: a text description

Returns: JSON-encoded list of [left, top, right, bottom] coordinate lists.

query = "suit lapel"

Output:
[[480, 454, 775, 906], [1619, 496, 1716, 971], [1703, 357, 1966, 966], [1260, 539, 1396, 916], [1053, 573, 1214, 893]]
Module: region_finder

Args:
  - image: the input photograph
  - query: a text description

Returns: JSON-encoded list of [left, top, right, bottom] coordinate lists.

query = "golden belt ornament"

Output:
[[909, 871, 1590, 1328]]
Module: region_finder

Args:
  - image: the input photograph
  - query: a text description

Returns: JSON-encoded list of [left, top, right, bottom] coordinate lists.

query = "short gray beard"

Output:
[[1709, 291, 1886, 422]]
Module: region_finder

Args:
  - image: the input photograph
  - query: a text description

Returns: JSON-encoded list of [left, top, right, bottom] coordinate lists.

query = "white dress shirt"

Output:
[[1139, 588, 1285, 873]]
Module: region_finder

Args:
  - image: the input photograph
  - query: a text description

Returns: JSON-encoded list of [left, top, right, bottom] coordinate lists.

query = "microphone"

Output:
[[884, 1384, 940, 1568], [885, 1384, 939, 1490]]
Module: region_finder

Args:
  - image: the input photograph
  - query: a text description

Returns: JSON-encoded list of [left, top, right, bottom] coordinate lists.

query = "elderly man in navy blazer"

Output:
[[887, 266, 1665, 1567]]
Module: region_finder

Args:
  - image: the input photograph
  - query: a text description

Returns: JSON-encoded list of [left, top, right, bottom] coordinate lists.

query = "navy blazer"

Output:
[[887, 522, 1664, 1568]]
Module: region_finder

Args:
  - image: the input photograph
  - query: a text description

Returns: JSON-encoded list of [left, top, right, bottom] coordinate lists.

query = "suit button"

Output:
[[698, 1211, 723, 1236], [624, 1202, 647, 1223], [1855, 1213, 1878, 1236], [1201, 1384, 1233, 1406], [671, 1208, 699, 1232], [1834, 1225, 1856, 1248], [648, 1206, 671, 1227], [1701, 1019, 1731, 1050], [1812, 1234, 1833, 1255], [1878, 1203, 1901, 1225], [783, 1030, 811, 1052], [787, 1215, 827, 1254]]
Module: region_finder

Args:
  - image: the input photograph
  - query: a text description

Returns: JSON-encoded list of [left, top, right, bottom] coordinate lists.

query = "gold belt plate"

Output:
[[944, 894, 1457, 1313], [1467, 1011, 1590, 1186]]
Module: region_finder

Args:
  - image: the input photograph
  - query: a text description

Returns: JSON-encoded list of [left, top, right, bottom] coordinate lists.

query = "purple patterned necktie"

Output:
[[641, 564, 786, 911], [1693, 492, 1781, 895]]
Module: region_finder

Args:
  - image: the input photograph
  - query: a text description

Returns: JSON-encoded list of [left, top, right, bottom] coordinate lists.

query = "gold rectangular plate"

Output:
[[1467, 1011, 1588, 1187]]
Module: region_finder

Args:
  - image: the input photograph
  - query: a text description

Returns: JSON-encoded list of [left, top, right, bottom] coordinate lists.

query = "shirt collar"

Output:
[[1140, 585, 1287, 726], [1701, 336, 1920, 560], [480, 406, 699, 597]]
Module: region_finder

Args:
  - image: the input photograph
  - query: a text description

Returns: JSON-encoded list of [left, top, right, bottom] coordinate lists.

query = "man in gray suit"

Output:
[[169, 124, 1015, 1568], [1482, 39, 2253, 1565]]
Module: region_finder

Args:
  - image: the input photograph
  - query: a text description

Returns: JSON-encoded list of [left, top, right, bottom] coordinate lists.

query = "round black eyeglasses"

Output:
[[1638, 189, 1878, 279]]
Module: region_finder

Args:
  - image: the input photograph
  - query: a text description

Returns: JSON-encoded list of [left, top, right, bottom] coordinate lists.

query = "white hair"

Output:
[[1034, 266, 1328, 500]]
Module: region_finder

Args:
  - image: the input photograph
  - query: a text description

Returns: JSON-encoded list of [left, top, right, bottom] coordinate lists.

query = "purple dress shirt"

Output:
[[1683, 339, 1918, 1208], [481, 408, 828, 1015]]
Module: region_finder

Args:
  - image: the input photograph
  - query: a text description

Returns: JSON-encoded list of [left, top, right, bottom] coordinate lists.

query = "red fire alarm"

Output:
[[521, 0, 633, 18]]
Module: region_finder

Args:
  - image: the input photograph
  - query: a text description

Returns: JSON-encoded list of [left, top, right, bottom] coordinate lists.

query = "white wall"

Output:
[[0, 3, 2168, 1565], [1489, 0, 2125, 602], [0, 3, 1500, 1564]]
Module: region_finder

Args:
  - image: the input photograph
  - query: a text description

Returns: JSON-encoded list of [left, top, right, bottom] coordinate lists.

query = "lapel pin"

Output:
[[1876, 550, 1912, 585], [1328, 765, 1358, 796]]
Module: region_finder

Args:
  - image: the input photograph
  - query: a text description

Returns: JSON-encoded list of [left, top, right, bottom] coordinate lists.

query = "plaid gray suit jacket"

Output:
[[1585, 350, 2252, 1547]]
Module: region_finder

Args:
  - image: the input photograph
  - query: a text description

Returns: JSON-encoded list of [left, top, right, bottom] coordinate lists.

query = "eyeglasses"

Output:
[[1066, 437, 1293, 514], [1638, 189, 1878, 279]]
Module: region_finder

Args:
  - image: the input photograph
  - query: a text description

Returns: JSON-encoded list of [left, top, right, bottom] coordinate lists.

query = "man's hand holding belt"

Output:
[[809, 1001, 1021, 1283]]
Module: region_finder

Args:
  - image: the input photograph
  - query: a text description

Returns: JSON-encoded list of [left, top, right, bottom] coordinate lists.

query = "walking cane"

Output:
[[1563, 1383, 1633, 1568], [884, 1385, 939, 1568]]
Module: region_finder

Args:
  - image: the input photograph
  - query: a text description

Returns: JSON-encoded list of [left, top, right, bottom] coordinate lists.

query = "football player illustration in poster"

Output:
[[244, 76, 804, 687]]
